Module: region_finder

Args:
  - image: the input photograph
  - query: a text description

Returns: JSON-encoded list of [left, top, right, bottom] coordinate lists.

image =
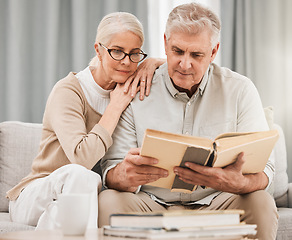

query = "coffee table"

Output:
[[0, 229, 102, 240], [0, 228, 253, 240]]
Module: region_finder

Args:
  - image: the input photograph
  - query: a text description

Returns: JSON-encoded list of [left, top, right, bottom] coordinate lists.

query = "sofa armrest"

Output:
[[288, 182, 292, 208]]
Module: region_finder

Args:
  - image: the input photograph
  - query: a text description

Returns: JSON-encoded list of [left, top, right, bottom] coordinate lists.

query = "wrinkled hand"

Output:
[[107, 148, 169, 192], [123, 58, 166, 100], [109, 79, 137, 114], [173, 153, 251, 194]]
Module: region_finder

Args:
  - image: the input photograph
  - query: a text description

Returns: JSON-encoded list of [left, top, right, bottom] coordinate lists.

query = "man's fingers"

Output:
[[232, 152, 245, 171], [137, 168, 169, 184], [183, 162, 212, 175], [128, 148, 141, 155], [136, 165, 168, 176], [127, 148, 158, 165]]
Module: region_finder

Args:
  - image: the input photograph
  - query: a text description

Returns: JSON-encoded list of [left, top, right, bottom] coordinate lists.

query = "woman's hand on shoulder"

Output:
[[124, 58, 166, 100]]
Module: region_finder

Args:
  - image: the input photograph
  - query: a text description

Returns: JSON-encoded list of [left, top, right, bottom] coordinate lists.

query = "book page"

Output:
[[145, 129, 212, 149], [215, 131, 253, 140], [213, 130, 279, 173], [214, 130, 278, 152]]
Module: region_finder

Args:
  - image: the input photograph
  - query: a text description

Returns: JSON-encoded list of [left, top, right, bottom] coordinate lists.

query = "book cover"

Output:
[[140, 128, 279, 193], [103, 223, 257, 239], [110, 209, 244, 230]]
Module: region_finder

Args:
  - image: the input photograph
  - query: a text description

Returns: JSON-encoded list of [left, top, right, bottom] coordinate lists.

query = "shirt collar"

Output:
[[163, 64, 211, 100]]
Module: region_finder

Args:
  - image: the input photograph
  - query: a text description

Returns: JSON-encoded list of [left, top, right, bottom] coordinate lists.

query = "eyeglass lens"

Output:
[[110, 49, 145, 62], [99, 43, 146, 63]]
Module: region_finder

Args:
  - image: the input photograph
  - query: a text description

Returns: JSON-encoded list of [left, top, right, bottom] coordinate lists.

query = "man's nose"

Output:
[[179, 55, 192, 70]]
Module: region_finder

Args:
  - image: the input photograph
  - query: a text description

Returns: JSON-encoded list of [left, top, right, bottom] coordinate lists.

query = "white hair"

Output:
[[165, 3, 221, 48], [89, 12, 144, 67]]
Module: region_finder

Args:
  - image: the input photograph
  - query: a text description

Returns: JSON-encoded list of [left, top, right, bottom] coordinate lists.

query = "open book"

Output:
[[140, 129, 279, 193]]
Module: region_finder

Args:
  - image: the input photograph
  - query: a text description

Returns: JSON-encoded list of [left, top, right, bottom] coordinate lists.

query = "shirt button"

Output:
[[187, 102, 191, 106]]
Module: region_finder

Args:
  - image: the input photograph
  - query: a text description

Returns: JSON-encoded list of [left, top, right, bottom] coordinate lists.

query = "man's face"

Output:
[[164, 30, 219, 94]]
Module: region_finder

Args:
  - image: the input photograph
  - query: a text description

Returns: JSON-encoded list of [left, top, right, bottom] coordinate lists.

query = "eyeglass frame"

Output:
[[99, 43, 147, 63]]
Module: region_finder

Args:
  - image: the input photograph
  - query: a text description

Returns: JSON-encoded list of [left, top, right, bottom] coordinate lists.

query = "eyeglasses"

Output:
[[99, 43, 147, 63]]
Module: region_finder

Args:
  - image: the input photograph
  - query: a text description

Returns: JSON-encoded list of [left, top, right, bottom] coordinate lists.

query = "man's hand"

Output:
[[106, 148, 169, 192], [173, 153, 269, 194]]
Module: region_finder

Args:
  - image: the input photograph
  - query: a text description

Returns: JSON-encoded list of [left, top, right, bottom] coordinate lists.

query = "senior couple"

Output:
[[7, 3, 277, 239]]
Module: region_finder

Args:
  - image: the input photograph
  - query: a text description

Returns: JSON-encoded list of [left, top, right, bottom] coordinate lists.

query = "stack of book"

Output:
[[103, 209, 257, 239]]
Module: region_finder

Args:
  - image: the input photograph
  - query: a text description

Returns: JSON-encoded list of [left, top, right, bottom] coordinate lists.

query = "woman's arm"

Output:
[[98, 82, 134, 136]]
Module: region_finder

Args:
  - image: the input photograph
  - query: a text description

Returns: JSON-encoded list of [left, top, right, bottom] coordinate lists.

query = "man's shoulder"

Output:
[[131, 63, 168, 104], [211, 63, 250, 83], [152, 62, 168, 83]]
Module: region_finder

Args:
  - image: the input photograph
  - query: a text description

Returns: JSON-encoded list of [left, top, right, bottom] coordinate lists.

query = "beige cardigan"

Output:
[[7, 72, 112, 200]]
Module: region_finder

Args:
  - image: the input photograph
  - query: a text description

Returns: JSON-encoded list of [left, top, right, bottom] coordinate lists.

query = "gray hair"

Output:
[[165, 3, 221, 48], [89, 12, 144, 67]]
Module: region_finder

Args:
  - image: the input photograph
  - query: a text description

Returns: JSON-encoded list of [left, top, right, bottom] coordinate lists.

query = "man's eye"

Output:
[[173, 49, 184, 55], [191, 53, 203, 58]]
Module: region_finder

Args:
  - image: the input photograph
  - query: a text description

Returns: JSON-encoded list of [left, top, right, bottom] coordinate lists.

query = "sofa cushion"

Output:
[[277, 208, 292, 239], [264, 107, 289, 206], [0, 212, 35, 233], [264, 106, 274, 130], [273, 123, 289, 207], [0, 121, 42, 212]]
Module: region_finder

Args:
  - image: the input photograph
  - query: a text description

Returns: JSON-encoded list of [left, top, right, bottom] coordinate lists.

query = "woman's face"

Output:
[[97, 31, 142, 88]]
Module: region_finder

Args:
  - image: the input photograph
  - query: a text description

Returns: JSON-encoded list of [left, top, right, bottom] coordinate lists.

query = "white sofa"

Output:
[[0, 118, 292, 239]]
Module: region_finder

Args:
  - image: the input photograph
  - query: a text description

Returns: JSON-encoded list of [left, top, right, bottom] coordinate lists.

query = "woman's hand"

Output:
[[124, 58, 166, 100], [98, 80, 135, 136], [110, 80, 136, 113], [98, 58, 166, 136]]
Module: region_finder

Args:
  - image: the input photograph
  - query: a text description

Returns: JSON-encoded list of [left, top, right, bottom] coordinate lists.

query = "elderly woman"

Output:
[[7, 12, 164, 229]]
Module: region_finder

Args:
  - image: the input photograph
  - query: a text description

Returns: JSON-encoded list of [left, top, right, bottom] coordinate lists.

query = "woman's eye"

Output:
[[112, 49, 123, 55], [131, 53, 140, 57]]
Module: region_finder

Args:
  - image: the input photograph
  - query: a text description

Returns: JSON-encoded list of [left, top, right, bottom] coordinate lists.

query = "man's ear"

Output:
[[164, 34, 168, 55], [210, 42, 220, 63], [94, 43, 102, 61]]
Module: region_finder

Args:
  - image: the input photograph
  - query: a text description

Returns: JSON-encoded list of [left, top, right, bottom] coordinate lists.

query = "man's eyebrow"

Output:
[[172, 45, 204, 55], [191, 51, 205, 56], [172, 46, 183, 50], [171, 46, 185, 53]]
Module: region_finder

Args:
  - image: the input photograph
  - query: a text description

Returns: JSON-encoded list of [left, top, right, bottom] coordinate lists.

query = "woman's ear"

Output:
[[94, 43, 102, 61]]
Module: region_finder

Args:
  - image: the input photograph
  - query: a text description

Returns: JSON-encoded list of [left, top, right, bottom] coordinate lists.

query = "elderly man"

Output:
[[99, 3, 278, 239]]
